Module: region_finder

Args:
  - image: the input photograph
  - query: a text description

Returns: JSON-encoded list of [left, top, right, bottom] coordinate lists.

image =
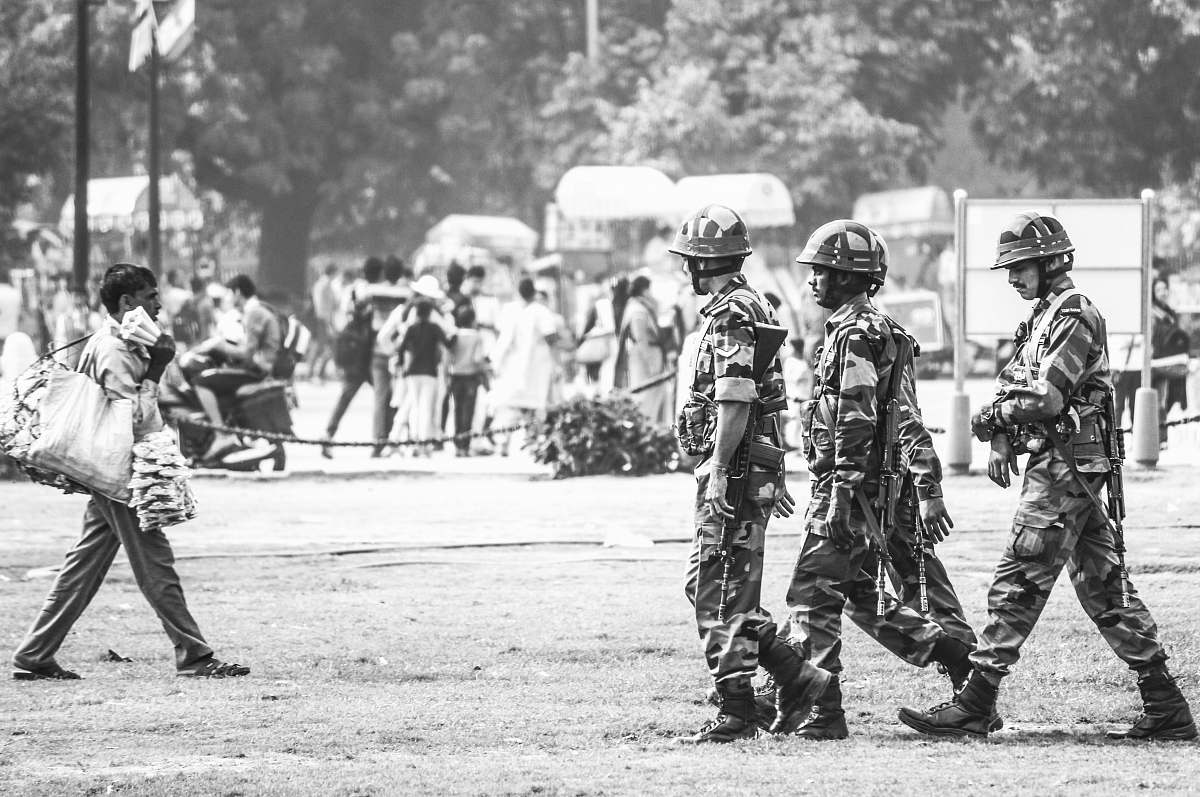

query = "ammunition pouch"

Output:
[[675, 392, 717, 457], [748, 439, 785, 471]]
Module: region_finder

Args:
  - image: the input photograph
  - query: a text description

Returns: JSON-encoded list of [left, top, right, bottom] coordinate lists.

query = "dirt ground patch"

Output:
[[2, 468, 1198, 795]]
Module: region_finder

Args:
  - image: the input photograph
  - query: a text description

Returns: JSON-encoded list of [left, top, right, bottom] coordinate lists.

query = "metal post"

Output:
[[73, 0, 91, 295], [586, 0, 599, 62], [947, 189, 972, 473], [1132, 188, 1160, 467], [148, 24, 162, 274]]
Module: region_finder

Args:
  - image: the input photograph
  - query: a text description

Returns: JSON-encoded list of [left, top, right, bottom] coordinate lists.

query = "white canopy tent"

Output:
[[59, 175, 203, 235], [424, 214, 539, 263], [553, 165, 677, 221], [673, 173, 795, 228]]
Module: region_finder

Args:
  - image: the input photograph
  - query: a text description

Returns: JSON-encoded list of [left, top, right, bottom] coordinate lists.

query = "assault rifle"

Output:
[[1101, 389, 1131, 608], [854, 333, 915, 616], [717, 322, 788, 622]]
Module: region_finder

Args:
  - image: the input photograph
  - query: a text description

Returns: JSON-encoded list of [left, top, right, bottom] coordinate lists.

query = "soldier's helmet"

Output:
[[668, 205, 753, 269], [992, 211, 1075, 271], [796, 220, 887, 281]]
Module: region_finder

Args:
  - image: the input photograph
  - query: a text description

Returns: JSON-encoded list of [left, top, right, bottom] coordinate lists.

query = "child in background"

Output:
[[446, 305, 488, 457], [781, 337, 813, 451], [394, 300, 448, 457]]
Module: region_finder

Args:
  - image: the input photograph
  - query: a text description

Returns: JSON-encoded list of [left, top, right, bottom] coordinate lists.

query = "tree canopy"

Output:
[[5, 0, 1200, 289]]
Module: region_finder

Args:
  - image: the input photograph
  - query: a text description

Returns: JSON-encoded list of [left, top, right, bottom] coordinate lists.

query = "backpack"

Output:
[[260, 302, 309, 380], [334, 298, 374, 376]]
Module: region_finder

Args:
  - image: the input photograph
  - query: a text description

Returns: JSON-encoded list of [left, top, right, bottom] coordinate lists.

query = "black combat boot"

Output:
[[758, 633, 833, 735], [793, 676, 848, 740], [753, 674, 777, 729], [680, 676, 759, 743], [928, 635, 1004, 732], [1107, 666, 1198, 741], [898, 669, 998, 738]]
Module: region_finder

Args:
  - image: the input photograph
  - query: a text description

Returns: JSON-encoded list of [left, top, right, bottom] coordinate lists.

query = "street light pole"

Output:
[[73, 0, 91, 294], [148, 22, 162, 275]]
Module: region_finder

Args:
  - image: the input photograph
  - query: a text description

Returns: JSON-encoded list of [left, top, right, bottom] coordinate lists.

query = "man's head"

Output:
[[415, 299, 434, 321], [668, 204, 752, 295], [100, 263, 160, 320], [796, 220, 887, 310], [446, 262, 465, 291], [991, 211, 1074, 301], [324, 262, 339, 278], [363, 256, 385, 284], [1154, 277, 1170, 304], [466, 265, 486, 296], [384, 255, 406, 284], [225, 274, 256, 311], [517, 277, 536, 303], [165, 269, 182, 288], [630, 275, 651, 298]]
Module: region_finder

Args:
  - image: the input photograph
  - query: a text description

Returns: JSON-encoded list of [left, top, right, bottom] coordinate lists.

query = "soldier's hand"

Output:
[[970, 405, 995, 442], [705, 466, 735, 520], [919, 496, 954, 543], [987, 434, 1020, 488], [826, 487, 854, 552], [772, 481, 796, 519]]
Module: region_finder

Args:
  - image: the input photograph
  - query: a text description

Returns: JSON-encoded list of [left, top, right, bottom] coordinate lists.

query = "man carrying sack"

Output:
[[11, 263, 249, 681]]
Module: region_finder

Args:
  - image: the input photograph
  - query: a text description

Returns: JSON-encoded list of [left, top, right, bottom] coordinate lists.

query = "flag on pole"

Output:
[[156, 0, 195, 62], [129, 0, 194, 72], [128, 0, 157, 72]]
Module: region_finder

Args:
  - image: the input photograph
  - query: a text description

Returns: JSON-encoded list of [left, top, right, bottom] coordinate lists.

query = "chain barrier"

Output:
[[174, 364, 1200, 449]]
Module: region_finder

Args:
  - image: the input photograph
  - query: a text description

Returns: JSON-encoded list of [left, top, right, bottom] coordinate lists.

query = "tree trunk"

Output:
[[256, 179, 320, 301]]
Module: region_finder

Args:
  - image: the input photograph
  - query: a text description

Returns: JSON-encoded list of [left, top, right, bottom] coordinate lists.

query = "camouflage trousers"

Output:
[[684, 462, 781, 683], [971, 449, 1167, 677], [784, 474, 948, 674]]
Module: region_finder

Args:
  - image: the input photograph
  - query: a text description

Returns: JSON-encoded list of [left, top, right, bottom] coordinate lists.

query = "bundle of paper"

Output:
[[129, 429, 197, 530], [119, 306, 162, 347]]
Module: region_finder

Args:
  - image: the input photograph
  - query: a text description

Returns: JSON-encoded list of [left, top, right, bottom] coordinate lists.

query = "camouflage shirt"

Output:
[[992, 275, 1112, 470], [692, 274, 786, 405], [806, 293, 942, 497]]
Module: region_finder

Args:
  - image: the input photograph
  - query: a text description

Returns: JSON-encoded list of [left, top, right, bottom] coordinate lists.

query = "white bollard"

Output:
[[1131, 386, 1160, 468], [947, 391, 973, 474]]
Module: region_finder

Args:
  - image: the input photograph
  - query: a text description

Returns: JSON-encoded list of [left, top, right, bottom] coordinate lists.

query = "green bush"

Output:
[[524, 394, 680, 478]]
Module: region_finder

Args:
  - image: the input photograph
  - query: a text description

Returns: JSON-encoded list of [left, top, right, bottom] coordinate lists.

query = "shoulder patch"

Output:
[[1059, 306, 1082, 317]]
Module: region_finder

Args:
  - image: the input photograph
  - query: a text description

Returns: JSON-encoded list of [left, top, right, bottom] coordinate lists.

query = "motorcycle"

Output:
[[158, 352, 293, 472]]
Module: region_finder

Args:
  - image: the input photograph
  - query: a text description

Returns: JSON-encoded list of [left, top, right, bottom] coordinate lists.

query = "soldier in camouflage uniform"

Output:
[[900, 211, 1196, 740], [671, 205, 830, 744], [781, 220, 976, 740]]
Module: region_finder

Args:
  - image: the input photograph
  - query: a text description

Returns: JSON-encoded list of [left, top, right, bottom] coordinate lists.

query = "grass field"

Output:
[[1, 468, 1198, 796]]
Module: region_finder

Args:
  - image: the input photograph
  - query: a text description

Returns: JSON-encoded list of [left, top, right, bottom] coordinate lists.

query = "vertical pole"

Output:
[[586, 0, 599, 62], [73, 0, 90, 295], [947, 189, 972, 473], [1132, 188, 1160, 467], [148, 24, 162, 275]]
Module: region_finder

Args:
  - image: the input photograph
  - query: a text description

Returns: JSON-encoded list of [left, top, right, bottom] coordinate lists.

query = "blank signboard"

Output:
[[962, 199, 1144, 337]]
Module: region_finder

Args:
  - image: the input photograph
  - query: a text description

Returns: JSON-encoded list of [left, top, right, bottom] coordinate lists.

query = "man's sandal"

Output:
[[177, 659, 250, 678]]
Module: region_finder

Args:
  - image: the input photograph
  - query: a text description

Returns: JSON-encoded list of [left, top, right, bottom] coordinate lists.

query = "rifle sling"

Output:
[[853, 488, 887, 550]]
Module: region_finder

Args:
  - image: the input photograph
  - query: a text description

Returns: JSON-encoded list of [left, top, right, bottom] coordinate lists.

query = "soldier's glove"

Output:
[[987, 433, 1020, 489], [919, 496, 954, 543], [825, 486, 855, 552], [145, 333, 177, 383]]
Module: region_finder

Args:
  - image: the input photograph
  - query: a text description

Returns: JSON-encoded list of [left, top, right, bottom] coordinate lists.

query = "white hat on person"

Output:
[[411, 274, 446, 300]]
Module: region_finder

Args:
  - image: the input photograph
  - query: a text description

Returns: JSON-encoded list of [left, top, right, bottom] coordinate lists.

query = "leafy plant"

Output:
[[524, 394, 680, 478]]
